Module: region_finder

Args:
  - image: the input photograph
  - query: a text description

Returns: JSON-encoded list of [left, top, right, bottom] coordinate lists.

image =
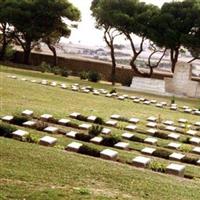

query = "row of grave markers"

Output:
[[7, 75, 200, 116]]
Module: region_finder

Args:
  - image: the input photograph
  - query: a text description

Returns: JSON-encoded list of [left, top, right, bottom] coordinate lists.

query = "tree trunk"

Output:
[[47, 43, 57, 66], [170, 48, 179, 73], [110, 45, 116, 86], [23, 41, 31, 65]]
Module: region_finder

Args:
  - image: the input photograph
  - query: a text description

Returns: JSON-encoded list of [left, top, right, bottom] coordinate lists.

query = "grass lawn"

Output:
[[0, 65, 200, 200]]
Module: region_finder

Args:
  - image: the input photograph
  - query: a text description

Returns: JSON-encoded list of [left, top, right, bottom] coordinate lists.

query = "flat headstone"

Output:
[[50, 82, 57, 87], [66, 131, 77, 138], [130, 96, 137, 100], [141, 147, 156, 155], [1, 115, 13, 122], [69, 112, 80, 119], [90, 136, 103, 144], [194, 110, 200, 115], [125, 125, 137, 131], [147, 116, 157, 122], [133, 99, 140, 103], [144, 137, 158, 145], [167, 142, 181, 149], [22, 109, 33, 116], [132, 156, 151, 168], [72, 86, 79, 91], [146, 122, 157, 128], [165, 126, 176, 132], [44, 126, 58, 133], [93, 91, 100, 95], [197, 160, 200, 165], [129, 118, 140, 124], [21, 78, 27, 81], [147, 129, 157, 135], [12, 130, 29, 140], [106, 120, 117, 127], [83, 89, 90, 93], [110, 114, 121, 120], [123, 94, 129, 98], [106, 94, 112, 98], [143, 101, 151, 105], [189, 137, 200, 145], [61, 83, 67, 89], [183, 106, 189, 109], [79, 124, 92, 130], [67, 142, 82, 152], [150, 100, 157, 104], [169, 152, 185, 161], [187, 130, 197, 136], [168, 133, 180, 140], [170, 106, 177, 111], [184, 108, 192, 113], [39, 136, 57, 147], [192, 147, 200, 154], [156, 103, 163, 108], [31, 80, 37, 83], [163, 120, 174, 126], [87, 116, 97, 122], [122, 132, 134, 139], [139, 98, 145, 102], [102, 128, 111, 135], [41, 80, 48, 85], [114, 142, 129, 150], [166, 163, 185, 177], [178, 118, 188, 123], [40, 114, 53, 121], [194, 122, 200, 127], [23, 121, 36, 127], [100, 149, 118, 160], [58, 119, 70, 125], [117, 96, 125, 100]]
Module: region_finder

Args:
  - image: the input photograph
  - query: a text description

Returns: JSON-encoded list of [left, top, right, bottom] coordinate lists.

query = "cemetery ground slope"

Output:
[[0, 65, 200, 199]]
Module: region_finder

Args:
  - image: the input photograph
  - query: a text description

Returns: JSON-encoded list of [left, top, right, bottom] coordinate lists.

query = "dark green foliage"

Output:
[[39, 61, 52, 73], [78, 145, 100, 157], [67, 122, 79, 129], [75, 133, 92, 142], [88, 125, 103, 137], [35, 121, 48, 131], [77, 115, 88, 122], [0, 122, 17, 138], [154, 131, 168, 139], [25, 134, 39, 144], [12, 115, 29, 125], [88, 71, 101, 82], [171, 96, 175, 104], [94, 117, 105, 125], [110, 88, 117, 94], [100, 135, 121, 147], [60, 68, 69, 77], [129, 135, 144, 143], [181, 156, 198, 165], [152, 149, 171, 159], [79, 71, 88, 80]]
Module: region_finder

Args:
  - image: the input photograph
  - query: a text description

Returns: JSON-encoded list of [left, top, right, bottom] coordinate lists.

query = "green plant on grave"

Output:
[[117, 122, 126, 130], [157, 114, 162, 124], [179, 144, 192, 153], [94, 117, 105, 125], [78, 145, 100, 157], [79, 71, 88, 80], [12, 115, 30, 126], [100, 134, 121, 147], [52, 66, 62, 75], [110, 88, 117, 94], [0, 122, 17, 138], [149, 161, 166, 173], [88, 125, 103, 137], [35, 121, 48, 131], [88, 71, 101, 82], [40, 61, 52, 73], [171, 96, 176, 104], [60, 68, 69, 77], [75, 133, 92, 142], [183, 121, 190, 134], [25, 133, 39, 144]]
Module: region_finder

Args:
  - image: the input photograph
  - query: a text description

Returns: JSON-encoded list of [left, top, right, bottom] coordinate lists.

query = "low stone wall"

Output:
[[11, 51, 199, 86]]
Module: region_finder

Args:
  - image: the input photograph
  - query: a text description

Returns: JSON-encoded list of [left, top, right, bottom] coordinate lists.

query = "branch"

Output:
[[125, 33, 137, 55], [188, 57, 199, 63]]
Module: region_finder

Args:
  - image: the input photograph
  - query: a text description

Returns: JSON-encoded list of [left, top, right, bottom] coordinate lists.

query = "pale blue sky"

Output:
[[65, 0, 174, 46]]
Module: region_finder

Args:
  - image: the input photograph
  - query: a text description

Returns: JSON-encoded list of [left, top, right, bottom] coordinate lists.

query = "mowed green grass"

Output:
[[0, 65, 200, 200]]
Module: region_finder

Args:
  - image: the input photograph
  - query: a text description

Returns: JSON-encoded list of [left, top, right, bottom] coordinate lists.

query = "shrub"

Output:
[[25, 133, 39, 144], [12, 115, 30, 126], [52, 66, 61, 75], [79, 71, 88, 80], [129, 135, 144, 143], [5, 45, 16, 60], [149, 161, 166, 173], [35, 121, 48, 131], [60, 68, 69, 77], [118, 117, 129, 122], [0, 122, 17, 138], [76, 115, 88, 122], [94, 117, 105, 125], [78, 145, 100, 157], [152, 149, 171, 159], [88, 71, 101, 82], [67, 122, 79, 129], [100, 135, 121, 147], [154, 131, 168, 139], [180, 144, 192, 152], [171, 96, 176, 104], [181, 156, 198, 165], [40, 61, 51, 73], [110, 88, 117, 94], [88, 125, 103, 137], [75, 133, 92, 142]]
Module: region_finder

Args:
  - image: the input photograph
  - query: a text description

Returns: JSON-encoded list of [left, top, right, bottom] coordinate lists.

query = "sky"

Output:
[[63, 0, 174, 46]]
